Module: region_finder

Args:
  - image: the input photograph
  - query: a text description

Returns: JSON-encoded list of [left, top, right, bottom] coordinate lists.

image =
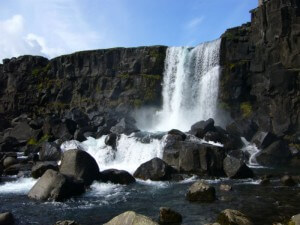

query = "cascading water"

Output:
[[60, 39, 223, 173], [145, 39, 221, 132]]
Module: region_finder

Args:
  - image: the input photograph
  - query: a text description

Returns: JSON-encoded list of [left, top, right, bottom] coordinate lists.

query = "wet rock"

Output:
[[251, 131, 278, 149], [223, 156, 254, 179], [168, 129, 187, 141], [0, 137, 20, 152], [133, 158, 177, 181], [280, 175, 297, 186], [105, 133, 118, 148], [55, 220, 80, 225], [59, 149, 100, 186], [217, 209, 253, 225], [259, 178, 270, 186], [31, 161, 59, 179], [4, 163, 33, 176], [220, 184, 232, 191], [186, 180, 216, 203], [226, 119, 258, 142], [110, 117, 139, 135], [39, 142, 61, 161], [0, 212, 14, 225], [159, 207, 182, 224], [100, 169, 135, 185], [28, 169, 85, 201], [255, 140, 291, 166], [5, 121, 35, 143], [190, 118, 215, 138], [103, 211, 158, 225], [3, 156, 18, 168]]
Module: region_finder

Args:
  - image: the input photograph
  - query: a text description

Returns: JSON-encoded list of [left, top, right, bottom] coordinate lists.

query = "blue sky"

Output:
[[0, 0, 257, 61]]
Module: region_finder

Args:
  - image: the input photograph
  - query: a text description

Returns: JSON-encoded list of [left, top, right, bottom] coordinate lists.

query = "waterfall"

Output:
[[145, 39, 221, 132], [61, 40, 223, 173]]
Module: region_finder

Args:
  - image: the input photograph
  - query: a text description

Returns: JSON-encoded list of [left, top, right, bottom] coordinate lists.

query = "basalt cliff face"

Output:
[[0, 46, 166, 121], [220, 0, 300, 141]]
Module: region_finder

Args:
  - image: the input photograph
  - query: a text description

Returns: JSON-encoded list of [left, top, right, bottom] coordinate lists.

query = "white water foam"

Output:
[[137, 39, 221, 132], [241, 137, 263, 167], [62, 134, 165, 174], [0, 177, 36, 194]]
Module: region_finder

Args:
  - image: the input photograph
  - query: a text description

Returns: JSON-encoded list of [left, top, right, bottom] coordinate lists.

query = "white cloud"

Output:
[[186, 16, 204, 30], [0, 0, 113, 62]]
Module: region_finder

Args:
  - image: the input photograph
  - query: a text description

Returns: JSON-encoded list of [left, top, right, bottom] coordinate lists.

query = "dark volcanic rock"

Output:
[[163, 141, 225, 176], [110, 117, 139, 135], [159, 207, 182, 224], [226, 119, 258, 142], [189, 118, 215, 138], [281, 175, 297, 187], [0, 137, 20, 152], [105, 133, 118, 148], [223, 156, 254, 179], [100, 169, 135, 185], [133, 157, 177, 181], [168, 129, 187, 141], [251, 131, 278, 149], [59, 149, 100, 186], [220, 0, 299, 143], [186, 180, 216, 203], [255, 140, 291, 166], [3, 156, 18, 168], [28, 169, 85, 201], [39, 142, 61, 161], [31, 161, 58, 179], [0, 212, 14, 225], [217, 209, 253, 225]]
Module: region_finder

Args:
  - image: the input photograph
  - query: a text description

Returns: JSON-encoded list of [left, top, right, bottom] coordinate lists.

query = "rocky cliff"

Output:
[[220, 0, 299, 143], [0, 46, 166, 121]]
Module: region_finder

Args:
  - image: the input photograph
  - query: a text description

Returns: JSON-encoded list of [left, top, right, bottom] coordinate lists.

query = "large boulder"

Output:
[[159, 207, 182, 224], [186, 180, 216, 203], [251, 131, 278, 149], [5, 122, 35, 144], [0, 212, 14, 225], [163, 142, 225, 176], [133, 158, 177, 181], [168, 129, 187, 141], [100, 169, 136, 185], [223, 156, 254, 179], [4, 163, 33, 176], [103, 211, 158, 225], [216, 209, 253, 225], [110, 118, 139, 135], [0, 137, 20, 152], [189, 118, 215, 138], [28, 169, 85, 201], [39, 142, 61, 161], [255, 140, 291, 166], [3, 157, 18, 168], [59, 149, 100, 186], [226, 119, 258, 142], [31, 161, 59, 179]]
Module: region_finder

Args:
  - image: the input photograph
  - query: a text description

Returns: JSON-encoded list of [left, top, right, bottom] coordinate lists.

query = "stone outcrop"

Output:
[[28, 169, 85, 201], [0, 46, 166, 120], [216, 209, 253, 225], [220, 0, 300, 162], [103, 211, 158, 225], [186, 180, 216, 203], [133, 157, 177, 181], [59, 149, 100, 186]]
